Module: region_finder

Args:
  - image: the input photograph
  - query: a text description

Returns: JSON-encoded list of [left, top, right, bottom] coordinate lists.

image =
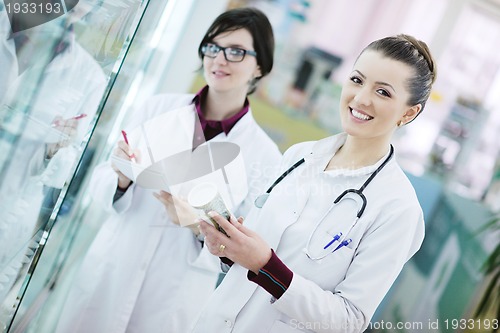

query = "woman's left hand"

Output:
[[153, 191, 200, 235], [45, 116, 78, 159], [200, 212, 272, 274]]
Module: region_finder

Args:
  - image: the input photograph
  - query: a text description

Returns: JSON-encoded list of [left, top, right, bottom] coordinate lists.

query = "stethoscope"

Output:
[[254, 145, 394, 261]]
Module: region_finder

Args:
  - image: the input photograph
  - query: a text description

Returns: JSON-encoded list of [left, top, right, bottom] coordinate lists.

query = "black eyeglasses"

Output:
[[201, 43, 257, 62]]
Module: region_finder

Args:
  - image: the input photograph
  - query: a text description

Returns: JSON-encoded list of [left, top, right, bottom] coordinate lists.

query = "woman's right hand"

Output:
[[200, 212, 271, 274], [111, 140, 137, 190]]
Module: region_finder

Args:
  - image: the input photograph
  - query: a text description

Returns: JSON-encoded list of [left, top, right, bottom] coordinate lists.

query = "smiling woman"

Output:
[[53, 7, 282, 333], [195, 34, 438, 333], [198, 5, 275, 96], [200, 27, 262, 117], [338, 50, 422, 152]]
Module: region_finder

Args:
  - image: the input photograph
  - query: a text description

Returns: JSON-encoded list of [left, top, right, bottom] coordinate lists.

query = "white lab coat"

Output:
[[55, 93, 282, 333], [192, 133, 425, 333], [0, 36, 107, 202], [0, 38, 106, 303]]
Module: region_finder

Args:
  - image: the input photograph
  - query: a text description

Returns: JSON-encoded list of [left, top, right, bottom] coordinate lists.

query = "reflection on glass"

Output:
[[73, 0, 142, 70], [0, 1, 108, 331], [1, 0, 149, 331]]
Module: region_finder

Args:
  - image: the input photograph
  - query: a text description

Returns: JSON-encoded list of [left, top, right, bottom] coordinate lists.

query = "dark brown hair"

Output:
[[362, 34, 437, 115], [198, 7, 275, 95]]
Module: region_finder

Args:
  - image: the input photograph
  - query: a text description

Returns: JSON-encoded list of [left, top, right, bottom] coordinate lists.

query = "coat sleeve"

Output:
[[86, 161, 136, 213], [271, 202, 425, 333], [85, 103, 152, 214]]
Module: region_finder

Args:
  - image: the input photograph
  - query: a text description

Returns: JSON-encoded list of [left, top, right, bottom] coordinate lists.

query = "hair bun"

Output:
[[399, 34, 437, 84]]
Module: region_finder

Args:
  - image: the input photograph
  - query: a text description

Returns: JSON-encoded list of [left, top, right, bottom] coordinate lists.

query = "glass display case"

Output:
[[0, 0, 151, 331]]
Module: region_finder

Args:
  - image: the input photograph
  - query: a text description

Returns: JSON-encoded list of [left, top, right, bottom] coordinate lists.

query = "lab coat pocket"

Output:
[[269, 319, 311, 333], [300, 246, 355, 290]]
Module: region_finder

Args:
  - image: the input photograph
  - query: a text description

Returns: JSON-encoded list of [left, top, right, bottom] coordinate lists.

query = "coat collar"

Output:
[[305, 132, 393, 177], [308, 133, 346, 160], [300, 133, 347, 174], [207, 108, 255, 141], [174, 104, 255, 149], [191, 85, 250, 136]]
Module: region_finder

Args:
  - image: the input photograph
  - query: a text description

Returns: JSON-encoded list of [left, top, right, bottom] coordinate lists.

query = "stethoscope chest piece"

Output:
[[254, 193, 270, 208]]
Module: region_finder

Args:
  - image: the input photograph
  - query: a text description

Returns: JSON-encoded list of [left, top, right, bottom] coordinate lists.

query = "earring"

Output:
[[397, 120, 404, 127]]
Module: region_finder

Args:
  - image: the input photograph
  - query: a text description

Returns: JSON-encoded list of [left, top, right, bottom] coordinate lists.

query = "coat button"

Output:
[[225, 319, 232, 328]]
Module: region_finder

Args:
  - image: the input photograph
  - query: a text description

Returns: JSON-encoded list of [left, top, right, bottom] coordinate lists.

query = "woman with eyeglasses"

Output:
[[195, 34, 437, 332], [55, 7, 281, 333]]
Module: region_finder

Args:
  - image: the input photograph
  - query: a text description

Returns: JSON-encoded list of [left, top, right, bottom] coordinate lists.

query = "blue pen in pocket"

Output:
[[323, 232, 342, 250], [332, 238, 352, 253]]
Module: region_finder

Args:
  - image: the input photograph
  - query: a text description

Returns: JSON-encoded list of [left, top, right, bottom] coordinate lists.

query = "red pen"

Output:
[[121, 130, 137, 162], [52, 113, 88, 127], [72, 113, 88, 120]]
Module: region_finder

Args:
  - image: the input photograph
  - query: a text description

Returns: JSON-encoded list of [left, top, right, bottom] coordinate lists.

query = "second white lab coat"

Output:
[[55, 93, 282, 333], [0, 37, 106, 303], [191, 133, 425, 333]]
